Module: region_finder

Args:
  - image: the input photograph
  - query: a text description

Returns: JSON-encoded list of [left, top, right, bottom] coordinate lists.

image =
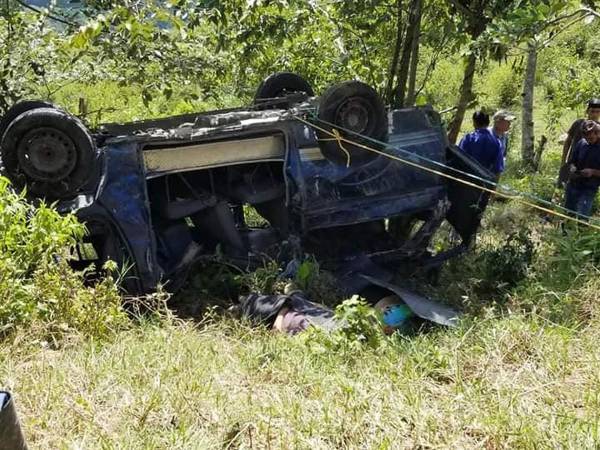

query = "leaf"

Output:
[[415, 93, 428, 106]]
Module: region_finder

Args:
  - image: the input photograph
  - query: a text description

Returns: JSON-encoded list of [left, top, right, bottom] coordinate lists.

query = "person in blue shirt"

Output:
[[564, 120, 600, 219], [458, 111, 504, 177]]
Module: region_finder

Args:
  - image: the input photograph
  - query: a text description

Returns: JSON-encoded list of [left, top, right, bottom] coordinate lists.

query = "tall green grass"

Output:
[[0, 177, 126, 340]]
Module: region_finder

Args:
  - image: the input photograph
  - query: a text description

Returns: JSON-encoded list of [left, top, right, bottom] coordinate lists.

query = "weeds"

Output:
[[293, 257, 342, 307], [235, 259, 284, 295], [0, 177, 126, 340], [475, 228, 536, 295]]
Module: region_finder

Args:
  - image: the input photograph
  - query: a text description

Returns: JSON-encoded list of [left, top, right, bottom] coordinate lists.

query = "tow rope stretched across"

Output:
[[292, 112, 600, 232]]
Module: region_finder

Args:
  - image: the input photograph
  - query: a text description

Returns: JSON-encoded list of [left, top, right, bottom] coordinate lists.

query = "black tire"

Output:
[[254, 72, 314, 101], [1, 108, 96, 200], [0, 100, 55, 141], [316, 81, 387, 166]]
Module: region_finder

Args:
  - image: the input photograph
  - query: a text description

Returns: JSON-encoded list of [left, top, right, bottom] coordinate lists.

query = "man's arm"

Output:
[[570, 140, 582, 166], [561, 135, 573, 165], [502, 134, 509, 158], [580, 168, 600, 177], [562, 119, 582, 165], [458, 134, 468, 151]]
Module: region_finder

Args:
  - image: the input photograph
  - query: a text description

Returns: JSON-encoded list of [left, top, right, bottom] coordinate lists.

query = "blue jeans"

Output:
[[564, 184, 597, 219]]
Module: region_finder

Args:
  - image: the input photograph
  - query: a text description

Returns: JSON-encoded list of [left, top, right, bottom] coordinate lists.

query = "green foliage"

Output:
[[54, 79, 238, 126], [292, 257, 342, 307], [475, 228, 536, 294], [585, 32, 600, 65], [305, 295, 385, 352], [504, 225, 600, 326], [235, 260, 283, 295], [333, 296, 385, 349], [0, 177, 126, 339], [294, 258, 319, 292], [537, 18, 600, 111], [422, 55, 464, 108], [542, 45, 600, 110], [544, 227, 600, 284], [477, 62, 523, 108], [0, 6, 63, 110], [508, 169, 559, 202]]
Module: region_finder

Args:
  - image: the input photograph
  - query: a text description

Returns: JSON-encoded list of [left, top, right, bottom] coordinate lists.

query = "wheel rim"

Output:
[[16, 127, 77, 182], [336, 97, 375, 135]]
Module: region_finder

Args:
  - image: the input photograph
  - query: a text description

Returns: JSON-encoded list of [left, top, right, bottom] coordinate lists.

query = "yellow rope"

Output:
[[317, 128, 352, 167], [294, 115, 600, 232]]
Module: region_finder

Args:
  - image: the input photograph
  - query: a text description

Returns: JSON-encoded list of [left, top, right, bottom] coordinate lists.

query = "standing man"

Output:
[[490, 110, 516, 159], [564, 120, 600, 219], [459, 111, 504, 178], [559, 98, 600, 185]]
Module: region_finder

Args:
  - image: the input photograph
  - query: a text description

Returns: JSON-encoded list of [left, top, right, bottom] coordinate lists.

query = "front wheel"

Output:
[[1, 108, 96, 200]]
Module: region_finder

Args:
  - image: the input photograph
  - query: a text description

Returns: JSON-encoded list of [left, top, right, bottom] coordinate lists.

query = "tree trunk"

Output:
[[385, 0, 404, 105], [393, 0, 420, 108], [406, 0, 422, 106], [521, 42, 538, 171], [447, 51, 477, 144]]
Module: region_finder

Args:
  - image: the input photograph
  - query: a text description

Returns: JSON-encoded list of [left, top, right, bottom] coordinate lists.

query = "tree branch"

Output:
[[313, 4, 377, 88], [539, 13, 592, 48], [14, 0, 76, 26], [582, 6, 600, 18], [414, 33, 450, 99]]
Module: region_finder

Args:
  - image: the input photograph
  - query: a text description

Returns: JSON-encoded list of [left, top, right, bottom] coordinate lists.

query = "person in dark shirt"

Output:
[[564, 120, 600, 219], [559, 98, 600, 185], [459, 111, 504, 177]]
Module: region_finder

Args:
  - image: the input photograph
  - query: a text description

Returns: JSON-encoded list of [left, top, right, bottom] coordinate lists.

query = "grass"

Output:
[[4, 310, 600, 449]]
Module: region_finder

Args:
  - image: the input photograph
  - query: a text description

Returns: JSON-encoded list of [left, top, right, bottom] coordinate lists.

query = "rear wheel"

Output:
[[1, 108, 96, 200], [316, 81, 387, 166]]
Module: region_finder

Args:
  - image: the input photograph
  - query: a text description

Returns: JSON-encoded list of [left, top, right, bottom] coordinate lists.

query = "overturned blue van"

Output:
[[0, 74, 493, 295]]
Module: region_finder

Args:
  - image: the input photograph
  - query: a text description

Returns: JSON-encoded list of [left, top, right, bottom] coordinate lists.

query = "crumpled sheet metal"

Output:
[[359, 274, 461, 327]]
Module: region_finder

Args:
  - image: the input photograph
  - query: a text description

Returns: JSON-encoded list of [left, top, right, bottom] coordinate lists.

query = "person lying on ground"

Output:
[[559, 98, 600, 186], [459, 111, 504, 179], [563, 120, 600, 220], [239, 283, 412, 336]]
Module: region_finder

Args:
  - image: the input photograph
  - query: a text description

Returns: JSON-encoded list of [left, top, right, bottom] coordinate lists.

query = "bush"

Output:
[[294, 257, 342, 307], [477, 63, 522, 108], [422, 55, 464, 109], [540, 226, 600, 289], [303, 296, 385, 353], [585, 33, 600, 67], [475, 228, 536, 295], [0, 177, 126, 339], [332, 296, 385, 349]]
